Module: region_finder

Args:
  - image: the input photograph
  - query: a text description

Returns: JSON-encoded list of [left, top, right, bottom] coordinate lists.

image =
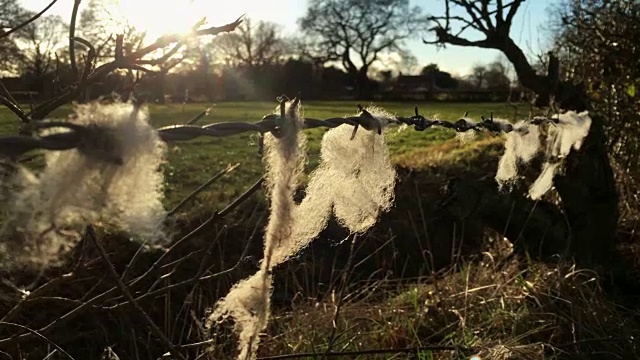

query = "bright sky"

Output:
[[20, 0, 559, 76]]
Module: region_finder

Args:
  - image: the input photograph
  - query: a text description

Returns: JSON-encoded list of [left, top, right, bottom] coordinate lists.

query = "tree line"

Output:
[[0, 0, 519, 102]]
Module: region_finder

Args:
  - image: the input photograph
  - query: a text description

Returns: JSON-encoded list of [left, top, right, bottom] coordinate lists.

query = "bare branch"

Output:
[[86, 226, 186, 360], [68, 0, 82, 77], [26, 17, 242, 121], [0, 0, 58, 39], [0, 95, 29, 123], [0, 322, 75, 359], [71, 36, 95, 84]]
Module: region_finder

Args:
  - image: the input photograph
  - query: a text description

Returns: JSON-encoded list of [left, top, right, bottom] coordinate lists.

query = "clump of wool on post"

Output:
[[0, 101, 167, 267], [495, 110, 592, 200]]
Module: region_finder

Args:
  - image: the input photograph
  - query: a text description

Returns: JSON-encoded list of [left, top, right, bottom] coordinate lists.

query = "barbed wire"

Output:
[[0, 98, 560, 159]]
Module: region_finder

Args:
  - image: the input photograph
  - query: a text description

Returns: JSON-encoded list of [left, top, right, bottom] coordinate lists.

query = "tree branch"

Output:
[[0, 0, 58, 39], [86, 226, 186, 360], [26, 16, 242, 120], [68, 0, 82, 76]]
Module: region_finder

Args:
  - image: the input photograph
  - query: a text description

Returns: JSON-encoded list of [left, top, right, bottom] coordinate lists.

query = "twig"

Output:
[[68, 0, 82, 76], [0, 95, 29, 123], [26, 17, 242, 120], [71, 37, 96, 85], [24, 36, 97, 123], [0, 79, 19, 107], [187, 107, 213, 125], [109, 194, 262, 310], [0, 278, 122, 346], [257, 345, 475, 359], [0, 322, 75, 360], [124, 176, 265, 290], [167, 163, 239, 217], [0, 0, 59, 39], [85, 226, 186, 360], [322, 235, 358, 359], [128, 16, 244, 60], [166, 208, 263, 336]]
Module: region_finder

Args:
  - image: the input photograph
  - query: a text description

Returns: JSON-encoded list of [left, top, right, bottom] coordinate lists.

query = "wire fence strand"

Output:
[[0, 99, 560, 159]]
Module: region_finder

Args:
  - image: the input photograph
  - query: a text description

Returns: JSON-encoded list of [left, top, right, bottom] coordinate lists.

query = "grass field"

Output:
[[0, 100, 528, 214]]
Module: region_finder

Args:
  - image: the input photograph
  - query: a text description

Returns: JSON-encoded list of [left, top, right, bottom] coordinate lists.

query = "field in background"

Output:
[[0, 101, 529, 214]]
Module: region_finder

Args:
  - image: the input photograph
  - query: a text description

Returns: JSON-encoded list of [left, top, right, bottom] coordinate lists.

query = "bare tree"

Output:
[[77, 0, 147, 62], [0, 0, 29, 72], [298, 0, 427, 99], [14, 14, 67, 79], [468, 64, 487, 89], [484, 60, 511, 90], [425, 0, 618, 267], [209, 17, 287, 69], [0, 0, 241, 122]]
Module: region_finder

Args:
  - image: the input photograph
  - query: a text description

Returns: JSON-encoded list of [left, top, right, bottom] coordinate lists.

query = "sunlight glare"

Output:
[[104, 0, 294, 44]]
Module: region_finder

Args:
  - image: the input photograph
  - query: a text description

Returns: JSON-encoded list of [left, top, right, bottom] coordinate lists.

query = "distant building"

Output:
[[395, 74, 436, 99], [379, 74, 439, 100]]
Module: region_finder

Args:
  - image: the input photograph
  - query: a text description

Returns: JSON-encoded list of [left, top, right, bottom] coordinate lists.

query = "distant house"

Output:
[[381, 74, 438, 100], [398, 75, 435, 98], [380, 70, 462, 100]]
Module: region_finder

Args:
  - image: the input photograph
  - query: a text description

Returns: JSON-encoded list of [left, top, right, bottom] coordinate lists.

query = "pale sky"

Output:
[[20, 0, 559, 76]]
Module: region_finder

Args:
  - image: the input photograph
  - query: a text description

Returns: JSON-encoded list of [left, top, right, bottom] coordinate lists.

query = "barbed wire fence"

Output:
[[0, 96, 560, 160]]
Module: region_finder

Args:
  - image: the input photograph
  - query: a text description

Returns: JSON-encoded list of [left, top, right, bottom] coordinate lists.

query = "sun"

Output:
[[103, 0, 246, 44]]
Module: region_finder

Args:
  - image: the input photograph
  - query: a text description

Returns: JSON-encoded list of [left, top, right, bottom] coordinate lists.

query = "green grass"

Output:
[[0, 100, 527, 217]]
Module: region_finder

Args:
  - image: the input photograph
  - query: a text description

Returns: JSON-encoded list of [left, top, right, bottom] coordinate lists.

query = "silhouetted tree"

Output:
[[14, 15, 66, 77], [426, 0, 618, 267], [298, 0, 426, 99], [420, 63, 458, 89], [210, 18, 287, 69], [77, 0, 147, 61], [0, 0, 28, 72], [468, 60, 510, 91], [467, 64, 487, 89], [280, 59, 315, 98], [484, 61, 511, 90]]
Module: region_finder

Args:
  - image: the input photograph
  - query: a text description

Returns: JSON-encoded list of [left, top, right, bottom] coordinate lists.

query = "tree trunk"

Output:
[[552, 113, 619, 266], [498, 37, 619, 266], [428, 1, 620, 268], [350, 68, 373, 100]]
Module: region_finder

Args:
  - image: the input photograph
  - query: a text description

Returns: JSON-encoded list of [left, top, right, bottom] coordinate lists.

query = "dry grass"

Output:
[[252, 239, 640, 360]]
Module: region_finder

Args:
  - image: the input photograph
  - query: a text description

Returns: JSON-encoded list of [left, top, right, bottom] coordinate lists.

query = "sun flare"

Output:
[[97, 0, 290, 44]]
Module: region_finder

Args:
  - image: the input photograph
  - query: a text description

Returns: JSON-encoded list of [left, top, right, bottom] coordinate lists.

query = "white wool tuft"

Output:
[[1, 101, 167, 267], [495, 111, 592, 200], [455, 129, 477, 144], [208, 103, 397, 359], [207, 271, 272, 360], [528, 162, 561, 200], [495, 121, 541, 187], [209, 100, 305, 360]]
